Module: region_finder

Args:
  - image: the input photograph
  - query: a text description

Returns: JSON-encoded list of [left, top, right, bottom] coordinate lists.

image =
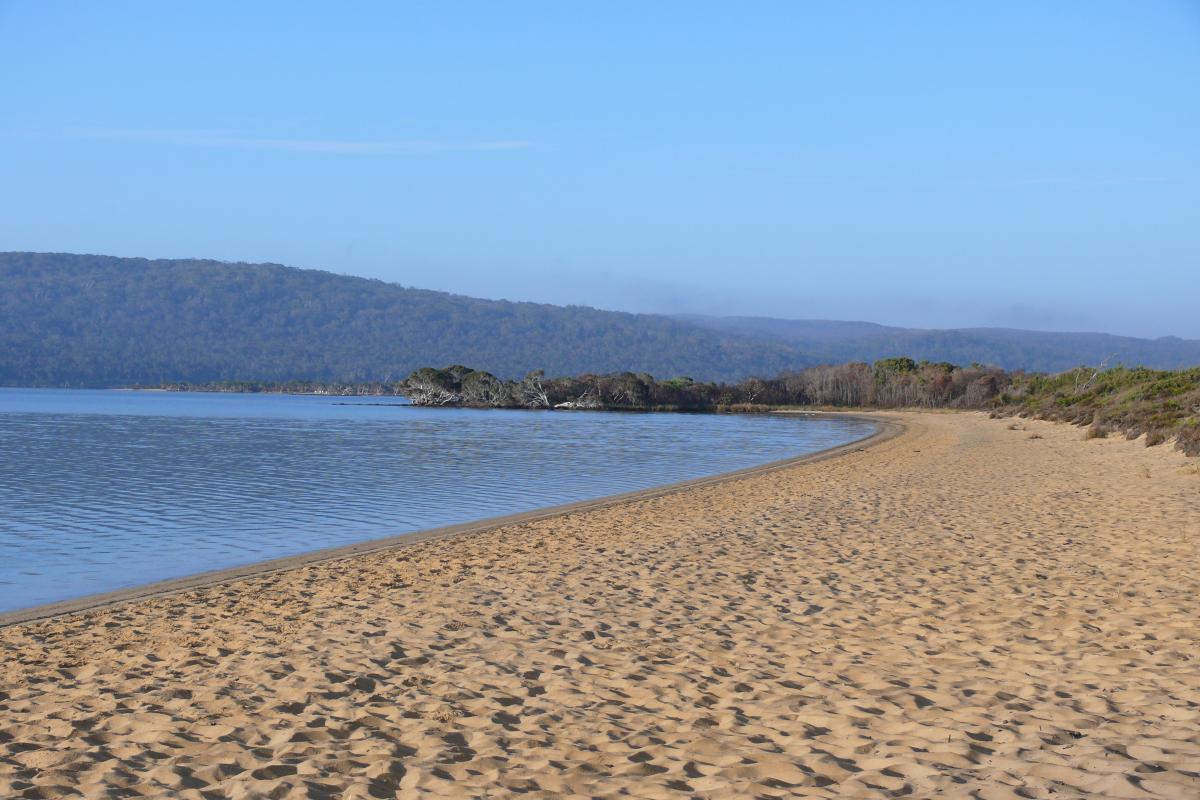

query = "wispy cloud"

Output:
[[84, 129, 533, 154]]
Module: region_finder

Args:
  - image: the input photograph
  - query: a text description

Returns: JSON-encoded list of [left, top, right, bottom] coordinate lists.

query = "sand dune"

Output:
[[2, 411, 1198, 798]]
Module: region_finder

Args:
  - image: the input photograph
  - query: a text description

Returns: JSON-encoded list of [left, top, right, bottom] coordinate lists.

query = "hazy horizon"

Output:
[[2, 2, 1197, 338]]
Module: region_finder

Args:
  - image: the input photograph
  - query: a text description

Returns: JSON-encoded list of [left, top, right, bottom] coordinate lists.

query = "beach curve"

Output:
[[0, 413, 895, 629], [2, 411, 1198, 798]]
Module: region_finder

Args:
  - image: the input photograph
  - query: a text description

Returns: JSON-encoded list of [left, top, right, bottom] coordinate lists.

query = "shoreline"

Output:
[[3, 410, 1198, 798], [0, 413, 899, 629]]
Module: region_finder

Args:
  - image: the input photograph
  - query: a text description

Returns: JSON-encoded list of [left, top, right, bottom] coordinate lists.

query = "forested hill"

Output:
[[676, 315, 1200, 373], [4, 252, 1196, 388], [0, 252, 810, 386]]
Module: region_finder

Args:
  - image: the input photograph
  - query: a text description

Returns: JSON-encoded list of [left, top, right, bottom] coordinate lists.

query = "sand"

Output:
[[1, 412, 1198, 799]]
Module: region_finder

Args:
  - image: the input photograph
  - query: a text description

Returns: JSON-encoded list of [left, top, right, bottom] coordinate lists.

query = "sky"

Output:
[[2, 1, 1198, 338]]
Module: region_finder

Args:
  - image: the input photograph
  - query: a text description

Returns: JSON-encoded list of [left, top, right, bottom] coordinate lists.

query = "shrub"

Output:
[[1145, 429, 1167, 447]]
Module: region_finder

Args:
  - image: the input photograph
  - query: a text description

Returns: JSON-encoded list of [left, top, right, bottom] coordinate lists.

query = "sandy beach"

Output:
[[2, 411, 1198, 799]]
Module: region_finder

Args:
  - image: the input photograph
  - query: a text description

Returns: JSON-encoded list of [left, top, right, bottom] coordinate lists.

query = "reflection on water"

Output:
[[0, 389, 874, 612]]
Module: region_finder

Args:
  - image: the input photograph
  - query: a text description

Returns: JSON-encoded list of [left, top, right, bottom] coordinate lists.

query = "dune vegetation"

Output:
[[998, 366, 1200, 455]]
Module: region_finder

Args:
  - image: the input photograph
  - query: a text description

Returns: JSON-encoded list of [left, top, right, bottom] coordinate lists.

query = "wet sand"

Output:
[[2, 411, 1198, 798]]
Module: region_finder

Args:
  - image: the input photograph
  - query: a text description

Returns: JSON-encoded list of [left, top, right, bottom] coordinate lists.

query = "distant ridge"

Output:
[[0, 252, 807, 386], [1, 252, 1196, 388], [675, 314, 1200, 373]]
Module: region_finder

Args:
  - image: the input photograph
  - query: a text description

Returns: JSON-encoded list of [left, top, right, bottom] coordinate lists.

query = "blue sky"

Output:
[[2, 1, 1197, 337]]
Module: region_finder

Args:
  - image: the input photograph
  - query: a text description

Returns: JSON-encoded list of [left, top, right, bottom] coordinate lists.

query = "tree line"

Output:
[[397, 358, 1008, 411], [158, 359, 1200, 456]]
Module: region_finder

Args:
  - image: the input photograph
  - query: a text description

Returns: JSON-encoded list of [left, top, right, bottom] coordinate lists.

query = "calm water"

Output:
[[0, 389, 874, 613]]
